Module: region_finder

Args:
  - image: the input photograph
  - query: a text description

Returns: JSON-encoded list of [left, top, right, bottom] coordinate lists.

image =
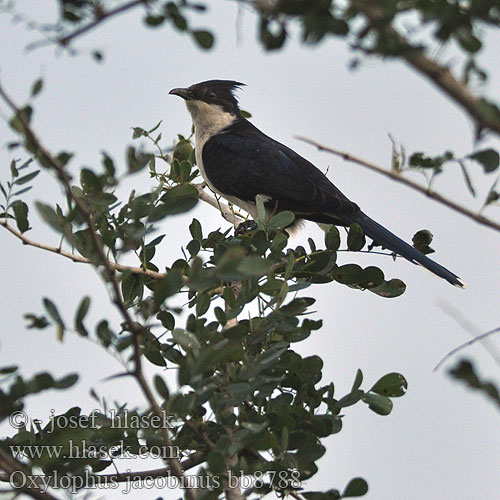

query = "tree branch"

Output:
[[0, 449, 60, 500], [297, 136, 500, 233], [0, 220, 165, 278], [26, 0, 149, 51], [351, 0, 500, 137], [0, 82, 197, 500], [0, 451, 206, 485]]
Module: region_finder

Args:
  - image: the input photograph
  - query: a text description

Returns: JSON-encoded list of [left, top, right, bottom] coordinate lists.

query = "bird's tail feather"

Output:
[[343, 212, 465, 288]]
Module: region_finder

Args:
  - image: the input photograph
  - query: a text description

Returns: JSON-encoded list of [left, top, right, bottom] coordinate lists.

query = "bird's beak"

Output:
[[169, 87, 192, 100]]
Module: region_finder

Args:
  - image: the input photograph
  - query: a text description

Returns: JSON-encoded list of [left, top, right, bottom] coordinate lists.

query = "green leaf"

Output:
[[368, 278, 406, 298], [347, 223, 365, 251], [455, 27, 482, 53], [256, 194, 267, 229], [43, 298, 65, 341], [31, 79, 43, 97], [214, 306, 227, 326], [342, 477, 368, 497], [192, 30, 214, 49], [468, 149, 500, 173], [295, 443, 326, 463], [150, 184, 198, 220], [216, 247, 244, 275], [14, 170, 40, 186], [154, 375, 170, 399], [127, 146, 153, 173], [362, 392, 393, 415], [351, 369, 363, 392], [333, 264, 363, 285], [11, 200, 29, 233], [24, 313, 49, 329], [10, 159, 18, 178], [157, 310, 175, 330], [144, 343, 167, 367], [448, 359, 500, 408], [36, 202, 64, 233], [268, 211, 295, 231], [145, 14, 165, 26], [54, 373, 79, 389], [74, 296, 90, 337], [237, 255, 271, 277], [324, 225, 340, 251], [458, 160, 476, 197], [412, 229, 434, 254], [132, 127, 146, 139], [153, 270, 183, 307], [208, 451, 225, 474], [370, 373, 407, 397], [195, 292, 211, 316], [9, 106, 32, 133], [189, 218, 202, 240], [360, 266, 384, 288], [172, 328, 201, 352]]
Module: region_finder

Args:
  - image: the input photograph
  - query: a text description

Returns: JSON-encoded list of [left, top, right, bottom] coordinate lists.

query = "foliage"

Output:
[[0, 87, 410, 496], [2, 0, 500, 498]]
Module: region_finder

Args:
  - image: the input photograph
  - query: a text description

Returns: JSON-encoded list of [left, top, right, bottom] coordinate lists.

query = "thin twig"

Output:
[[434, 301, 500, 371], [26, 0, 148, 50], [433, 326, 500, 372], [297, 136, 500, 233]]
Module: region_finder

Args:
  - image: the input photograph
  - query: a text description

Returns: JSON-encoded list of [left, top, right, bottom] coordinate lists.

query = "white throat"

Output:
[[184, 100, 257, 215], [186, 100, 237, 147]]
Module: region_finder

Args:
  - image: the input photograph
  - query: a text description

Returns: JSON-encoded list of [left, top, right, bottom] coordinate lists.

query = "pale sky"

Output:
[[1, 2, 500, 499]]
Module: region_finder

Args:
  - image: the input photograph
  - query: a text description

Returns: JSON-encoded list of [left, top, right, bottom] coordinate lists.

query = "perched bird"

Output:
[[169, 80, 464, 288]]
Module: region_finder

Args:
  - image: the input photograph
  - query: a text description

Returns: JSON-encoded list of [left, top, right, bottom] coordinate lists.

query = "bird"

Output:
[[169, 80, 465, 288]]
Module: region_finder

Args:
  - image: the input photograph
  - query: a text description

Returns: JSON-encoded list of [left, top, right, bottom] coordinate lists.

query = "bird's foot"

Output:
[[235, 220, 258, 236]]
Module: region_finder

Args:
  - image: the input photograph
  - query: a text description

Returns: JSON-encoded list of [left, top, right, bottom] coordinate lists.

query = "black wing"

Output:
[[202, 130, 359, 217]]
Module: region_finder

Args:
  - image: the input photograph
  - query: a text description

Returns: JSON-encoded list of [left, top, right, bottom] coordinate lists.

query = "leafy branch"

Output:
[[297, 136, 500, 233], [0, 81, 197, 500], [350, 0, 500, 138]]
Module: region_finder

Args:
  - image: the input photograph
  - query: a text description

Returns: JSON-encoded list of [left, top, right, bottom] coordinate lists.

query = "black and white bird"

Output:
[[169, 80, 464, 288]]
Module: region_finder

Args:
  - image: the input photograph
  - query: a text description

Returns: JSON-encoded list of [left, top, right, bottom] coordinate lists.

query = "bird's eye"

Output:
[[205, 91, 217, 100]]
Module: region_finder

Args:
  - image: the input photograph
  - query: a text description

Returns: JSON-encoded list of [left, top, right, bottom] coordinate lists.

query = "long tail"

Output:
[[343, 212, 465, 288]]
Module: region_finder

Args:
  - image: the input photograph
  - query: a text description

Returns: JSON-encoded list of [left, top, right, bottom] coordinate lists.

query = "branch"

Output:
[[0, 220, 165, 279], [91, 450, 206, 482], [351, 0, 500, 137], [195, 183, 245, 225], [297, 136, 500, 233], [0, 451, 206, 485], [434, 301, 500, 371], [0, 82, 197, 500], [26, 0, 149, 51], [0, 449, 60, 500]]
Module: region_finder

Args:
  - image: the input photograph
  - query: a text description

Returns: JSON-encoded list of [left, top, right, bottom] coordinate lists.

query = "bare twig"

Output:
[[433, 326, 500, 372], [26, 0, 149, 51], [434, 302, 500, 371], [297, 136, 500, 233], [351, 0, 500, 138]]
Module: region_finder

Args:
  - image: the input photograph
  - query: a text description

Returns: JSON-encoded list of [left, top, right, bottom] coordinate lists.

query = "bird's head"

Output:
[[169, 80, 246, 132]]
